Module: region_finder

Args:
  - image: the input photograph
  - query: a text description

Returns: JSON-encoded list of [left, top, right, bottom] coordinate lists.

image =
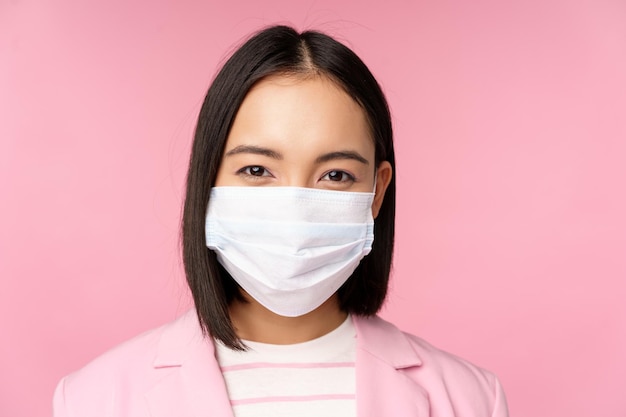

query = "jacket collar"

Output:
[[352, 315, 423, 369], [147, 310, 426, 417], [152, 309, 203, 368], [151, 310, 423, 369], [147, 310, 234, 417], [352, 315, 429, 416]]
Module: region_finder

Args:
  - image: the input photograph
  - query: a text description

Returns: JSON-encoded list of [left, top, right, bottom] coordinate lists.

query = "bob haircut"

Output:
[[182, 25, 396, 349]]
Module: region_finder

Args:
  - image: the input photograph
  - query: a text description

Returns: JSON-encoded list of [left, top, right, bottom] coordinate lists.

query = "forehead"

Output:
[[224, 74, 374, 154]]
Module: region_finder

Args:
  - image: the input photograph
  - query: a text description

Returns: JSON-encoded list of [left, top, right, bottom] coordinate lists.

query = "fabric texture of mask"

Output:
[[205, 186, 375, 317]]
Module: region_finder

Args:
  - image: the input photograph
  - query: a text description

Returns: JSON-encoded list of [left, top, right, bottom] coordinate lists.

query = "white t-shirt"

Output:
[[215, 316, 356, 417]]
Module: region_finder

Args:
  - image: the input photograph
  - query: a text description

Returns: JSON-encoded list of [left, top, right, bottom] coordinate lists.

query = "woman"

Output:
[[54, 25, 509, 417]]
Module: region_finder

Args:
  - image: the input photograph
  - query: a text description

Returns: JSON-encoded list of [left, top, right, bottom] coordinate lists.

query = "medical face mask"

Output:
[[205, 186, 375, 317]]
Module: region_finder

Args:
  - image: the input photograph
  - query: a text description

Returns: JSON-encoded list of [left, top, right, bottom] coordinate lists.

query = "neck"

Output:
[[228, 292, 347, 345]]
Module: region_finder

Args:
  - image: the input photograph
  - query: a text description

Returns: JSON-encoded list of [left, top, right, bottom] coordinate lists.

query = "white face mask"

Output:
[[205, 186, 375, 317]]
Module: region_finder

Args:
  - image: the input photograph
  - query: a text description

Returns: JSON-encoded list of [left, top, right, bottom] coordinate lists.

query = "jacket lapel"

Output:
[[145, 310, 235, 417], [353, 316, 430, 417]]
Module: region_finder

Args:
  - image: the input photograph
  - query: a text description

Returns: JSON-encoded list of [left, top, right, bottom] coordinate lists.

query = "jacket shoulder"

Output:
[[53, 310, 199, 417], [354, 315, 509, 416], [404, 331, 509, 416]]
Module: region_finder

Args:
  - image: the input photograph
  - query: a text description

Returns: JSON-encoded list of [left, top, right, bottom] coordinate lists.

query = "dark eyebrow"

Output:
[[224, 145, 283, 160], [315, 151, 369, 165]]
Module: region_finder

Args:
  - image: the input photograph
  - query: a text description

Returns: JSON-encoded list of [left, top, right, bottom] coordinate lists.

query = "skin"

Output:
[[214, 74, 392, 344]]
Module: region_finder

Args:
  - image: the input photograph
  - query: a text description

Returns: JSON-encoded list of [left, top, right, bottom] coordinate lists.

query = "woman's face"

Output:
[[214, 75, 392, 216]]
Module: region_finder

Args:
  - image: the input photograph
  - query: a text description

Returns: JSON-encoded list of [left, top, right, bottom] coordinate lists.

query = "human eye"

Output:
[[236, 165, 273, 179], [320, 170, 356, 183]]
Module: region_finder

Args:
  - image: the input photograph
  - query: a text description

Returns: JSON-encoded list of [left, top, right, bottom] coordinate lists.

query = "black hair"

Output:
[[182, 25, 396, 349]]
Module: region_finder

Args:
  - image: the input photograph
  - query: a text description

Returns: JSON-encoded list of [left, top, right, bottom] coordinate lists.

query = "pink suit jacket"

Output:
[[53, 310, 509, 416]]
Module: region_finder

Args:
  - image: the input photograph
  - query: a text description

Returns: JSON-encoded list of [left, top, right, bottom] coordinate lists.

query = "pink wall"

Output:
[[2, 1, 625, 416]]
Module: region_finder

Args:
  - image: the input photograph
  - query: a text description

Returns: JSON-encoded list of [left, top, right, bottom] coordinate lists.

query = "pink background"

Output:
[[2, 1, 625, 416]]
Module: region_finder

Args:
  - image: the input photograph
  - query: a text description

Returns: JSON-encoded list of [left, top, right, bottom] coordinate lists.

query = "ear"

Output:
[[371, 161, 392, 219]]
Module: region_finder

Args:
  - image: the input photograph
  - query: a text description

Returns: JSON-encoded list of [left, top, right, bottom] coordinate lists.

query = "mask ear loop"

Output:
[[372, 172, 378, 194]]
